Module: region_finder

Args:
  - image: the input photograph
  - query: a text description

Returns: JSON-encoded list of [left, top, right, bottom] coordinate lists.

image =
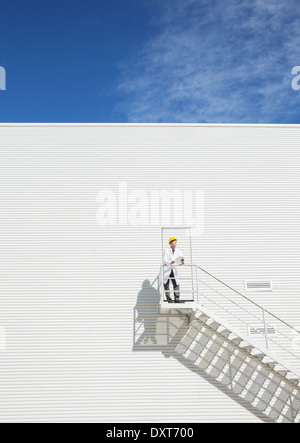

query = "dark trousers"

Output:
[[164, 270, 180, 301]]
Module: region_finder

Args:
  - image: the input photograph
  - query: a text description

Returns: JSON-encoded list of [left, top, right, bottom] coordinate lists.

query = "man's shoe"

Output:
[[167, 299, 174, 303], [174, 299, 184, 303]]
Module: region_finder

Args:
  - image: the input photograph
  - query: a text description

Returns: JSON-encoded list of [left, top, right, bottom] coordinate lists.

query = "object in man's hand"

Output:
[[173, 256, 184, 266]]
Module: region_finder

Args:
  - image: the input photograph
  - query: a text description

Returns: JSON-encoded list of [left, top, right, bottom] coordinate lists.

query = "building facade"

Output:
[[0, 123, 299, 422]]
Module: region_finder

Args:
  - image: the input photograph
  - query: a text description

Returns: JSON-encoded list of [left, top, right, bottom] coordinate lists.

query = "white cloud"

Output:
[[116, 0, 300, 123]]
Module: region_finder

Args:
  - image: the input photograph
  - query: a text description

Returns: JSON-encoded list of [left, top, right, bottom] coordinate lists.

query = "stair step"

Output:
[[277, 370, 289, 377], [195, 312, 209, 322], [263, 358, 277, 369], [251, 350, 266, 360], [218, 328, 231, 338], [275, 366, 289, 377], [231, 337, 243, 345], [204, 318, 232, 338], [240, 342, 255, 352], [285, 373, 300, 384], [206, 320, 220, 329]]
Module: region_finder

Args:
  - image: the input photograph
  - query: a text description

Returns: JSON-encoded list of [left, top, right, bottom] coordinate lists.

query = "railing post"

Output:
[[196, 265, 199, 304], [262, 308, 269, 349], [161, 265, 164, 304]]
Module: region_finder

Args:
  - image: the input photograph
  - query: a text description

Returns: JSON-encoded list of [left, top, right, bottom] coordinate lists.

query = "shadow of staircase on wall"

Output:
[[163, 314, 300, 423]]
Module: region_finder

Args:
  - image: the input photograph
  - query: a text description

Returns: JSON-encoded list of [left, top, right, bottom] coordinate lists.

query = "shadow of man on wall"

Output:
[[134, 279, 161, 347]]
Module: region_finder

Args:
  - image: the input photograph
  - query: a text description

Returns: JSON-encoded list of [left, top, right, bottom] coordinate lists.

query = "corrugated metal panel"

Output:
[[0, 123, 300, 422]]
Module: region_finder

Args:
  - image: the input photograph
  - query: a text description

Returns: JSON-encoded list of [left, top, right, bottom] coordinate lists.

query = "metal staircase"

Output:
[[173, 310, 300, 422], [159, 227, 300, 422]]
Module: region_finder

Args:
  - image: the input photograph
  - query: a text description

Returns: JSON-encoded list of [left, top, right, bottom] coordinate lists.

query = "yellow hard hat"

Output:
[[169, 236, 177, 244]]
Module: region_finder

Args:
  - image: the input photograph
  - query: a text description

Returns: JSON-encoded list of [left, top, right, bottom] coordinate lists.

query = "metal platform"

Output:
[[159, 301, 198, 313]]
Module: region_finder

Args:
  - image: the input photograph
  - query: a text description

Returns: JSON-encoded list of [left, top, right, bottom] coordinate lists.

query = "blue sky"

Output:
[[0, 0, 299, 123]]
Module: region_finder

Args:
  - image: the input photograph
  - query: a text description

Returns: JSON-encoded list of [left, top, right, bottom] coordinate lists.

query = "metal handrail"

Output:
[[195, 265, 300, 358], [160, 263, 193, 303], [196, 264, 300, 335], [197, 285, 300, 362], [159, 263, 300, 359]]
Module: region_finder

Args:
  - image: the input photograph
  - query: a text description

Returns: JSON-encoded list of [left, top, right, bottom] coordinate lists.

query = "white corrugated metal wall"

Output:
[[0, 124, 300, 422]]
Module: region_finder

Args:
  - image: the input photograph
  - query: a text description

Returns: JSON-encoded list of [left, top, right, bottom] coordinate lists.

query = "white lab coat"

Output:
[[162, 246, 184, 285]]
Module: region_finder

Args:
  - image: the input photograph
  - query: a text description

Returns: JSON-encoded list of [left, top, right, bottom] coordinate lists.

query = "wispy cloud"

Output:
[[116, 0, 300, 123]]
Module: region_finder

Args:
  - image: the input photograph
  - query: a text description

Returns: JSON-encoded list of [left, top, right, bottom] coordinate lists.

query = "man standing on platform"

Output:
[[163, 237, 185, 303]]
